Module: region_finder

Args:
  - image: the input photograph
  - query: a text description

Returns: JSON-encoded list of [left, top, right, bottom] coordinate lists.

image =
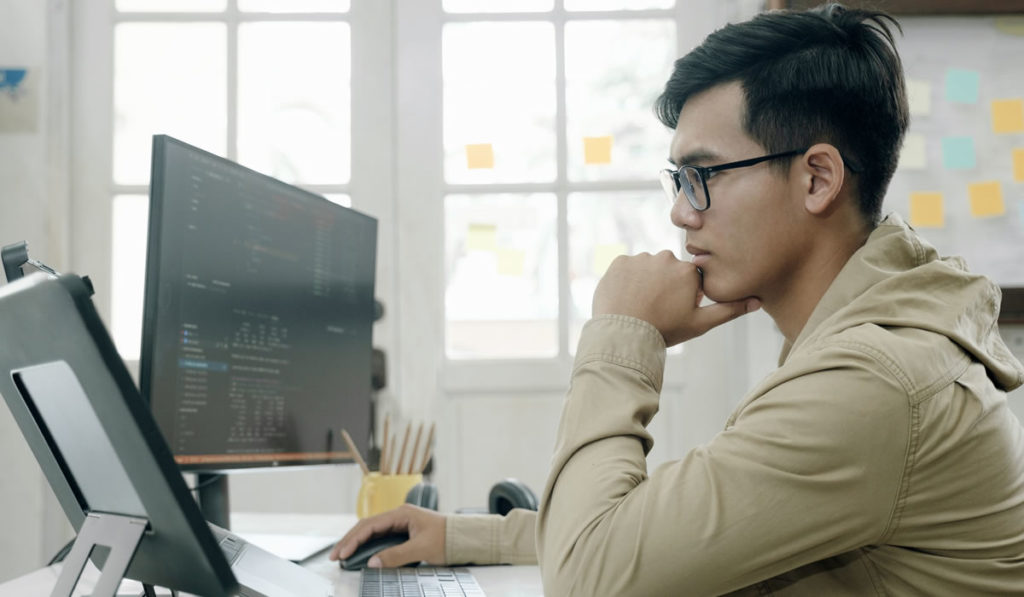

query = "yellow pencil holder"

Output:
[[356, 472, 423, 519]]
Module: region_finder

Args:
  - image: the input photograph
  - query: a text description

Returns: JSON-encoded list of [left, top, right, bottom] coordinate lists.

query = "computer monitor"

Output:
[[0, 273, 238, 596], [140, 135, 377, 528]]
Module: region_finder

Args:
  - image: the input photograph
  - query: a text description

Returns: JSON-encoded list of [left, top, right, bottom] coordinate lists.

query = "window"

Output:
[[75, 1, 745, 397], [439, 3, 682, 371], [91, 2, 363, 360]]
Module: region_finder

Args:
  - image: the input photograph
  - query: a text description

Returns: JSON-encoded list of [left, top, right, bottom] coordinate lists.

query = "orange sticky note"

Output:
[[909, 192, 944, 228], [465, 143, 494, 169], [1013, 148, 1024, 182], [968, 181, 1005, 218], [992, 99, 1024, 134], [583, 136, 613, 165]]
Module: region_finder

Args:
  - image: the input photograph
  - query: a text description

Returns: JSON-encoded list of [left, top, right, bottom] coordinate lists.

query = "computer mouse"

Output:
[[338, 532, 411, 571]]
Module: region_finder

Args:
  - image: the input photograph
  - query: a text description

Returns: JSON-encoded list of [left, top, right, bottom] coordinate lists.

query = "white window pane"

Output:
[[565, 0, 673, 10], [443, 23, 556, 184], [116, 0, 226, 11], [112, 195, 150, 360], [114, 23, 227, 185], [568, 191, 681, 352], [238, 22, 351, 185], [321, 193, 351, 207], [566, 20, 675, 182], [443, 0, 552, 13], [238, 0, 350, 12], [446, 194, 558, 359]]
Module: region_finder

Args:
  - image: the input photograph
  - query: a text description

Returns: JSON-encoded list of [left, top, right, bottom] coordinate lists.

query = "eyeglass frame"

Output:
[[659, 147, 862, 212]]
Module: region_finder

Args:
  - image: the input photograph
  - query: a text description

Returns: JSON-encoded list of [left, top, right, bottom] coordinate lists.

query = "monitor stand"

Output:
[[196, 472, 231, 529], [53, 512, 156, 597]]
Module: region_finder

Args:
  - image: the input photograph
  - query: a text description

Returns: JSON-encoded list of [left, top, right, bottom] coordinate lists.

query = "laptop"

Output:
[[211, 524, 334, 596]]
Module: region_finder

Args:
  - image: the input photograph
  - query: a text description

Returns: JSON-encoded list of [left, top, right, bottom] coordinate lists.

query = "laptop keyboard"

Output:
[[359, 567, 485, 597]]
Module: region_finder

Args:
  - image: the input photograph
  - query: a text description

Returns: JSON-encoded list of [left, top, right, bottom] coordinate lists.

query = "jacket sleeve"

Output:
[[536, 315, 911, 596], [445, 508, 538, 565]]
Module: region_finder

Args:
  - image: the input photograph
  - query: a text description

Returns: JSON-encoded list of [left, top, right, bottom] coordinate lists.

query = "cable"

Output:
[[187, 472, 225, 494]]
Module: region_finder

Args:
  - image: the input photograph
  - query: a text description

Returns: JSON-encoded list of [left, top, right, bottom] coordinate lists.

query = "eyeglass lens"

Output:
[[661, 167, 708, 211]]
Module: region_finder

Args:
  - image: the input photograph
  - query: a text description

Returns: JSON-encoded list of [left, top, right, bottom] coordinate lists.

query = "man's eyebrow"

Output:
[[668, 150, 721, 167]]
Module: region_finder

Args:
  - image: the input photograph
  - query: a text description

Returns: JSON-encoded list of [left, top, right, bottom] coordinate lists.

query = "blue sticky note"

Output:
[[0, 69, 27, 94], [942, 137, 976, 170], [945, 69, 980, 104]]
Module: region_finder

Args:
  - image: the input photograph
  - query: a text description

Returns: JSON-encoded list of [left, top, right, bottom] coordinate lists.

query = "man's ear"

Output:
[[800, 143, 845, 216]]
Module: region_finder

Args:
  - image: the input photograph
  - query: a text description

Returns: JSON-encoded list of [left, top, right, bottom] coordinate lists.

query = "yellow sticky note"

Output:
[[992, 99, 1024, 134], [583, 136, 613, 165], [909, 192, 944, 228], [496, 248, 525, 277], [466, 223, 497, 251], [906, 79, 931, 116], [1013, 148, 1024, 182], [465, 143, 494, 169], [995, 16, 1024, 36], [899, 133, 927, 170], [592, 243, 627, 276], [968, 181, 1005, 218]]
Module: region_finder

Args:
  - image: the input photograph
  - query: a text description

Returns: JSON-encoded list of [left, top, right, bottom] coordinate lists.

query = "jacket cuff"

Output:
[[574, 314, 665, 391], [446, 514, 501, 565], [445, 510, 538, 565]]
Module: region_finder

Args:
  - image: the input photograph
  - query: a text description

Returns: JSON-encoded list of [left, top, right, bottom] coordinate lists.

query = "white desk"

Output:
[[0, 560, 543, 596], [0, 512, 544, 596]]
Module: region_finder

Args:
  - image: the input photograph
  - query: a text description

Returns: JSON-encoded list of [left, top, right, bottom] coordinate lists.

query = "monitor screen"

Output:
[[140, 135, 376, 472]]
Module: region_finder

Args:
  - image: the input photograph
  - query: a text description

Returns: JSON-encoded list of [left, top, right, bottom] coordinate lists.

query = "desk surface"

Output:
[[0, 512, 544, 596], [0, 560, 543, 597]]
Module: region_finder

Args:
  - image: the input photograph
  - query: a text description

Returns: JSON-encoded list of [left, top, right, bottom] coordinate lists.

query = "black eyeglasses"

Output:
[[660, 148, 808, 212]]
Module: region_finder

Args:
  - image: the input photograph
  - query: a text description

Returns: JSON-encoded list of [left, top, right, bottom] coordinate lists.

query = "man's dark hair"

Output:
[[655, 3, 908, 226]]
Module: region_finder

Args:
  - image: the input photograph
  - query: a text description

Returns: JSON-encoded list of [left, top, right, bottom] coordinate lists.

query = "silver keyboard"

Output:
[[359, 567, 485, 597]]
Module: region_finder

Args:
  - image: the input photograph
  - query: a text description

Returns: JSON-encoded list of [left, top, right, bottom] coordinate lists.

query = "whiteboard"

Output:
[[886, 16, 1024, 286]]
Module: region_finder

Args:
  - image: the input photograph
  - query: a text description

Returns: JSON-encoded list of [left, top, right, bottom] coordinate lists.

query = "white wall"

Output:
[[0, 0, 75, 583]]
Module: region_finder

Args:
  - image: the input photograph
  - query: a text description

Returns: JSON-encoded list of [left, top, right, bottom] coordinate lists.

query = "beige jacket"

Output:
[[447, 214, 1024, 595]]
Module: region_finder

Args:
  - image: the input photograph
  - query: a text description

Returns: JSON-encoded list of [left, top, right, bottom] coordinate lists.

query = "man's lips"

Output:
[[686, 244, 710, 267]]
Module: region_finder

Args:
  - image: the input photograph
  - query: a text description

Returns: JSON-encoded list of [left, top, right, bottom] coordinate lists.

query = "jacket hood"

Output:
[[783, 212, 1024, 392]]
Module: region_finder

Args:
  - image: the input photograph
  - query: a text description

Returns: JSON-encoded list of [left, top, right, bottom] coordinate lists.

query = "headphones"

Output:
[[405, 478, 538, 515]]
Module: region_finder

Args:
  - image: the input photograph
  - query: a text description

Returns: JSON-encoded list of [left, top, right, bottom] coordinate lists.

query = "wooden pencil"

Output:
[[340, 428, 370, 475], [381, 414, 390, 473], [407, 422, 425, 475], [387, 435, 398, 475], [396, 422, 412, 476], [418, 422, 436, 473]]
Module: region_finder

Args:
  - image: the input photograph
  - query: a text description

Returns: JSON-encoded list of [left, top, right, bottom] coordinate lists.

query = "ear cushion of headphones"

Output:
[[488, 478, 539, 516], [405, 482, 439, 511]]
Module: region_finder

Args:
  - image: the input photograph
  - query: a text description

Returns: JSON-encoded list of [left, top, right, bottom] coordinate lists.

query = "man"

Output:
[[331, 3, 1024, 594]]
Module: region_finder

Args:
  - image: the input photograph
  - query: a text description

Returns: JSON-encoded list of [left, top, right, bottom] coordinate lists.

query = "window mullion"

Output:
[[227, 1, 239, 161], [554, 7, 571, 361]]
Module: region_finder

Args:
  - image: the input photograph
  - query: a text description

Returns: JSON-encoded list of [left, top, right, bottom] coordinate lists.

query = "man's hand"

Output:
[[329, 504, 447, 568], [593, 251, 760, 346]]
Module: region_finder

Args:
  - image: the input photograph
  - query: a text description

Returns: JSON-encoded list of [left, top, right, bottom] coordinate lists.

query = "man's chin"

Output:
[[701, 279, 746, 305]]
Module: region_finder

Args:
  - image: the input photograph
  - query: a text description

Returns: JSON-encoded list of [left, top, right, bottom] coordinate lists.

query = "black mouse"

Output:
[[338, 532, 411, 571]]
